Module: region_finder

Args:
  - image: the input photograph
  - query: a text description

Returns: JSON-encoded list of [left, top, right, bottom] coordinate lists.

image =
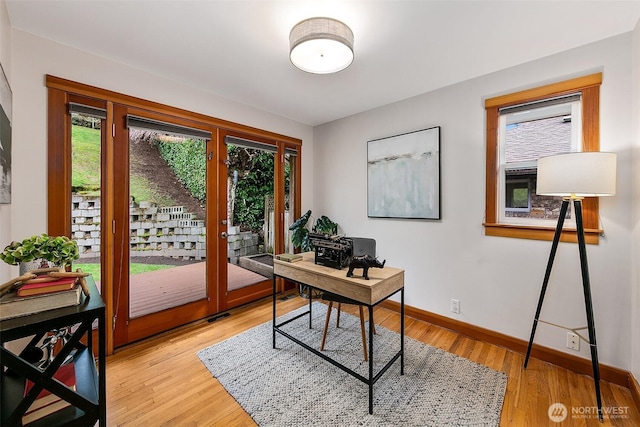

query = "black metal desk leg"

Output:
[[401, 287, 405, 375], [309, 285, 313, 329], [368, 305, 374, 414], [272, 275, 277, 349]]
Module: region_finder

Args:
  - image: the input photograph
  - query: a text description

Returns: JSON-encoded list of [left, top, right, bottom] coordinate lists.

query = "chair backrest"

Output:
[[349, 237, 376, 257]]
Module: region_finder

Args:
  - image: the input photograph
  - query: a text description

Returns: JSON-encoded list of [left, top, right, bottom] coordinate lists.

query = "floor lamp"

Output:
[[523, 152, 617, 423]]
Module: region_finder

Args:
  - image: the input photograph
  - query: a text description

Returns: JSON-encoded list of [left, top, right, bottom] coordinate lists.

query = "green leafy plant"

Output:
[[289, 210, 338, 252], [227, 146, 275, 234], [156, 138, 207, 202], [289, 210, 312, 251], [314, 215, 338, 234], [0, 234, 80, 267]]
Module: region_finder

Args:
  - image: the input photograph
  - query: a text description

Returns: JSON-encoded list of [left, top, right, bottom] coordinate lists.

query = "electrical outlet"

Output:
[[451, 299, 460, 314], [567, 332, 580, 351]]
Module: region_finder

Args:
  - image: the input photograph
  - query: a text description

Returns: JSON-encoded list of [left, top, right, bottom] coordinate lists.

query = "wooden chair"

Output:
[[320, 237, 376, 361], [320, 293, 375, 361]]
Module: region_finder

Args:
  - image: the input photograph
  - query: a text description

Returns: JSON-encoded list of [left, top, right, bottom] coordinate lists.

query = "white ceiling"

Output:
[[6, 1, 640, 126]]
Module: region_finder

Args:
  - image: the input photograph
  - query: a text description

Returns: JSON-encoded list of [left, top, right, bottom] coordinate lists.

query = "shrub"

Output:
[[156, 139, 206, 202], [0, 234, 80, 267]]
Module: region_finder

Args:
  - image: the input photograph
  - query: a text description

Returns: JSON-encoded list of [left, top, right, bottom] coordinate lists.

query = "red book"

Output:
[[17, 277, 77, 297], [23, 362, 76, 422], [24, 362, 76, 400]]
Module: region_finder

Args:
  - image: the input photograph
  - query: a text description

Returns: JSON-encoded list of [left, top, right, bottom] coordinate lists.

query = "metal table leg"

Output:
[[401, 287, 405, 375], [368, 304, 374, 414], [272, 275, 277, 349]]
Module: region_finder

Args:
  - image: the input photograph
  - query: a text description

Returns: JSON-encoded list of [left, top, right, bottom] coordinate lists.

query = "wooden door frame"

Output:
[[46, 75, 301, 354], [216, 129, 302, 311], [111, 106, 217, 345]]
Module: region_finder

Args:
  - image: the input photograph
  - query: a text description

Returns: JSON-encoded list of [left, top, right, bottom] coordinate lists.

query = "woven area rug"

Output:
[[197, 302, 507, 426]]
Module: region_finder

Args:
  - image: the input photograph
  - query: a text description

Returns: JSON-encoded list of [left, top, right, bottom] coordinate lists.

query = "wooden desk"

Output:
[[272, 251, 404, 414]]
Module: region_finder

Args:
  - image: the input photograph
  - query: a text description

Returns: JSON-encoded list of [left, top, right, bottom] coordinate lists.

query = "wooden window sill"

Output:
[[483, 223, 601, 244]]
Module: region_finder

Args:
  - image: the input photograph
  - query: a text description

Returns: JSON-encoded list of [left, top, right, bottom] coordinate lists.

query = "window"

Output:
[[505, 179, 531, 211], [484, 73, 602, 243], [499, 95, 580, 226]]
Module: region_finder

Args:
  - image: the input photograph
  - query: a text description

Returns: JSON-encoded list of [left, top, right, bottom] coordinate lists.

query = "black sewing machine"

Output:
[[308, 232, 353, 269]]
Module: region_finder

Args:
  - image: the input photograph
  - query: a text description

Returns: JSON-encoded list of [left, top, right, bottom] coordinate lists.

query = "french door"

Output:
[[47, 76, 301, 351], [112, 113, 300, 345], [218, 130, 292, 310], [112, 106, 216, 346]]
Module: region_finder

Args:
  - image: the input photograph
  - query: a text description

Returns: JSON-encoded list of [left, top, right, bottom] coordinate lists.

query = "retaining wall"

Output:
[[73, 195, 208, 260]]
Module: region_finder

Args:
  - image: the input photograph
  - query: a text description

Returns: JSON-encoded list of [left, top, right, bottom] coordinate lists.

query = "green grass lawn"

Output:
[[76, 263, 174, 283], [72, 126, 101, 195], [72, 124, 175, 205]]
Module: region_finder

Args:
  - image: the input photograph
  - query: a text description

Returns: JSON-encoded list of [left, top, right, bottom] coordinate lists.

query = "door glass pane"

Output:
[[70, 112, 102, 291], [226, 144, 274, 293], [284, 151, 296, 254], [128, 129, 207, 318]]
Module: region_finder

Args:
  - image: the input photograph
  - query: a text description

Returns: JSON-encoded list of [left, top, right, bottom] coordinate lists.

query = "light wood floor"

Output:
[[105, 295, 640, 426]]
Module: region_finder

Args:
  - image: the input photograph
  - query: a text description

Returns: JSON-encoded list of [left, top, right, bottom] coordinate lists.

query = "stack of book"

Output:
[[0, 276, 82, 320], [22, 362, 76, 424], [275, 253, 303, 263]]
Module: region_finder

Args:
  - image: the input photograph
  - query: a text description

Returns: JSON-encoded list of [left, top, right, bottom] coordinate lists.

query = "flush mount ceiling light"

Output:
[[289, 17, 354, 74]]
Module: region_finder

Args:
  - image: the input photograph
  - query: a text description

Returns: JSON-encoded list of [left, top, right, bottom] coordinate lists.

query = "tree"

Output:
[[226, 145, 274, 236]]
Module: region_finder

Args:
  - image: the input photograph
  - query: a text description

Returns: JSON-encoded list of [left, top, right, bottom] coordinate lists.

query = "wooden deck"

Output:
[[125, 262, 267, 318]]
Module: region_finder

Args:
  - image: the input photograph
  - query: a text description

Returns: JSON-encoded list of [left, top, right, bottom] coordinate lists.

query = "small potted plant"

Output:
[[289, 210, 338, 252], [0, 234, 80, 274], [288, 210, 339, 299]]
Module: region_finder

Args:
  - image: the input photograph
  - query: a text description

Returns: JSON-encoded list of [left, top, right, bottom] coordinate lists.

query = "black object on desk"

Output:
[[1, 276, 106, 426]]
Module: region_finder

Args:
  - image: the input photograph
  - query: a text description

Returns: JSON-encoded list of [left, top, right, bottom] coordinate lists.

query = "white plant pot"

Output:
[[19, 259, 60, 275]]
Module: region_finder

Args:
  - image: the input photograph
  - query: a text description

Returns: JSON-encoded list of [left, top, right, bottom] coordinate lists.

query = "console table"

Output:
[[0, 276, 106, 426], [272, 251, 404, 414]]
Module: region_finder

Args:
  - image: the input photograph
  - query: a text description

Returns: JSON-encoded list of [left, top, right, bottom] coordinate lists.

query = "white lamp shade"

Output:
[[290, 17, 354, 74], [536, 152, 617, 197]]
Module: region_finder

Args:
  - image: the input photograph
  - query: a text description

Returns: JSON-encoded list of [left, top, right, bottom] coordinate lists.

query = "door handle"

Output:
[[220, 232, 228, 239]]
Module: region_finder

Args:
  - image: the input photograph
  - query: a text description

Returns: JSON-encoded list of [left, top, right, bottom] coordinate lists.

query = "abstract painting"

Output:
[[0, 63, 11, 204], [367, 127, 440, 219]]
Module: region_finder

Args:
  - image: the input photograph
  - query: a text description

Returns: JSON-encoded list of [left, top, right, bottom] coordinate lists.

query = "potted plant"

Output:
[[288, 210, 339, 299], [0, 234, 80, 274], [289, 210, 338, 252]]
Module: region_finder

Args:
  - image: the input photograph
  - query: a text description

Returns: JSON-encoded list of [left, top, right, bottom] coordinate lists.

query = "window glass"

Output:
[[505, 180, 530, 210], [497, 98, 580, 226], [70, 110, 104, 292]]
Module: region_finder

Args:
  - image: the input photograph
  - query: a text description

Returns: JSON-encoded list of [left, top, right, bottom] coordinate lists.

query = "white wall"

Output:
[[0, 28, 315, 280], [0, 0, 11, 284], [315, 34, 635, 370], [631, 19, 640, 384]]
